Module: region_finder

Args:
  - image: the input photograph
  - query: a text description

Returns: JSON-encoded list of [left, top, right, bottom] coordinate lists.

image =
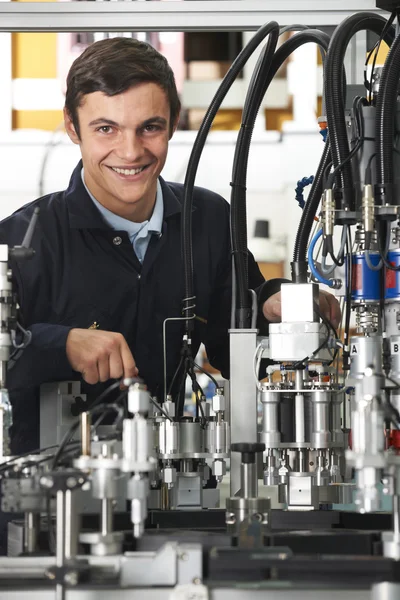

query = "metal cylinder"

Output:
[[260, 389, 281, 448], [23, 512, 39, 554], [205, 420, 229, 453], [226, 496, 270, 545], [241, 462, 257, 498], [101, 499, 113, 536], [92, 467, 118, 499], [331, 392, 344, 444], [64, 489, 79, 561], [311, 390, 332, 449], [351, 253, 381, 303], [352, 398, 384, 455], [123, 415, 152, 463], [349, 335, 382, 377], [179, 420, 203, 454], [56, 490, 65, 568], [81, 411, 91, 457], [385, 250, 400, 301], [157, 419, 179, 454]]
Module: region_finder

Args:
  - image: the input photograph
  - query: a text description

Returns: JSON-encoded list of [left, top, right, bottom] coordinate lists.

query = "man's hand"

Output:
[[66, 329, 138, 385], [262, 289, 341, 329]]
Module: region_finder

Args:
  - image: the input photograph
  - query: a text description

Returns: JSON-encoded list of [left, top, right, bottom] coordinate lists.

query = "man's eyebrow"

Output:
[[88, 118, 119, 128], [141, 117, 168, 128]]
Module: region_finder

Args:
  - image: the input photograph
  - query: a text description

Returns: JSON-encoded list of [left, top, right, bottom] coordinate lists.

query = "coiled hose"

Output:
[[181, 21, 280, 334], [324, 13, 394, 209]]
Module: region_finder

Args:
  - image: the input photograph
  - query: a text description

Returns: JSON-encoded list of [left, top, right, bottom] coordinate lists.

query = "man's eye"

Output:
[[97, 126, 112, 134], [144, 124, 160, 132]]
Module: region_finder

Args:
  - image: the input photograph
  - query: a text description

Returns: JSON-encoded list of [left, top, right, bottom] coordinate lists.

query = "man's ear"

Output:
[[64, 107, 80, 145]]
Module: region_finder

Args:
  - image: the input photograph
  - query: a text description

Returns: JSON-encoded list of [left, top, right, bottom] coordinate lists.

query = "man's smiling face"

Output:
[[65, 82, 174, 222]]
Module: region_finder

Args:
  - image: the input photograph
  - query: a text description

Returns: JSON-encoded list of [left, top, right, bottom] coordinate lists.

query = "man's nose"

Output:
[[117, 132, 142, 162]]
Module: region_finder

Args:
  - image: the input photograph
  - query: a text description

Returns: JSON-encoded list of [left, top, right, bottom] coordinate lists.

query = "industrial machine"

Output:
[[3, 2, 400, 599]]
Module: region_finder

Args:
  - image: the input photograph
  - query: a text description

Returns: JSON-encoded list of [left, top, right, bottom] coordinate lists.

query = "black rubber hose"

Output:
[[375, 31, 400, 204], [231, 28, 280, 327], [243, 30, 332, 280], [293, 139, 332, 268], [181, 21, 280, 335], [324, 13, 394, 210]]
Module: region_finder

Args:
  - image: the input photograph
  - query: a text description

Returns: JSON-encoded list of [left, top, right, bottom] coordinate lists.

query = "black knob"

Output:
[[231, 442, 265, 464]]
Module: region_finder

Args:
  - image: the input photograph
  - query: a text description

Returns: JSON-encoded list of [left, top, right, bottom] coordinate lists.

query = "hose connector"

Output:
[[322, 189, 335, 238], [362, 184, 375, 250]]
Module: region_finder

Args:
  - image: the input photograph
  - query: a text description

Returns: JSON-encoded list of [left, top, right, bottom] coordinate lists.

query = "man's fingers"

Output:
[[320, 292, 341, 328], [82, 364, 100, 385], [109, 352, 124, 380], [97, 356, 111, 383], [119, 337, 139, 379]]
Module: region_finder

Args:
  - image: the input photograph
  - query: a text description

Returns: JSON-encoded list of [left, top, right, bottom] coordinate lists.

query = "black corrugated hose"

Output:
[[324, 13, 394, 212], [375, 29, 400, 205], [253, 30, 332, 282], [180, 21, 280, 336], [230, 28, 280, 327]]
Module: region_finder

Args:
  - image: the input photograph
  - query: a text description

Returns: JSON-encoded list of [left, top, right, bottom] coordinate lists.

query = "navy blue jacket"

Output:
[[0, 162, 283, 454]]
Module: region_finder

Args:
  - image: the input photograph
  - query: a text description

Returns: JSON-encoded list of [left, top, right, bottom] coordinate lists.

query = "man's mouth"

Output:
[[109, 165, 148, 176]]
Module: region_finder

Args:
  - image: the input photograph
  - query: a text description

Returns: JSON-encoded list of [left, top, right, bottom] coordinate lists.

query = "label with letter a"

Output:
[[350, 343, 358, 355], [391, 342, 400, 355]]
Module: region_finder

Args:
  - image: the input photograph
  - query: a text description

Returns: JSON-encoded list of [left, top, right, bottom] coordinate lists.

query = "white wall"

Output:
[[0, 129, 326, 277]]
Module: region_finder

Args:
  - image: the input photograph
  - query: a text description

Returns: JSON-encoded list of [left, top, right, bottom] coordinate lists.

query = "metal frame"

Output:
[[0, 1, 383, 33]]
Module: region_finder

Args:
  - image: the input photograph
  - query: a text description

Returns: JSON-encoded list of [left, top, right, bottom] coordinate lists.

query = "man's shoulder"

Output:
[[165, 181, 229, 214], [0, 191, 65, 243]]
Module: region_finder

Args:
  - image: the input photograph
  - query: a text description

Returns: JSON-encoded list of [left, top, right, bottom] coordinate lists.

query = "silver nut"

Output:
[[162, 400, 175, 418], [212, 393, 225, 412], [162, 466, 176, 485], [212, 459, 226, 478], [128, 388, 150, 414]]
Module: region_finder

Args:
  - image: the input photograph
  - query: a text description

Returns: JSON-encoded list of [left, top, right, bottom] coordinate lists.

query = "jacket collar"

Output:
[[66, 160, 186, 229]]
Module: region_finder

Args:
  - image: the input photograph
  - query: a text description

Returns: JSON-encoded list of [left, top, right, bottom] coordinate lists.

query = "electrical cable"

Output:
[[343, 228, 353, 371], [193, 362, 219, 388], [181, 20, 281, 335], [366, 11, 396, 104], [230, 25, 280, 327], [375, 17, 400, 206], [324, 13, 394, 205]]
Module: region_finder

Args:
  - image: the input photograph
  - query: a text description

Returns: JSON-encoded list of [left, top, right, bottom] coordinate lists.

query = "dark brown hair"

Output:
[[65, 37, 181, 138]]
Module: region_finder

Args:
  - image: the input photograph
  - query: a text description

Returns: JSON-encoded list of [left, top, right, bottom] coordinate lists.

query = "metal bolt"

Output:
[[66, 477, 77, 489], [192, 577, 202, 585], [179, 552, 188, 561], [252, 513, 263, 522], [40, 476, 54, 489], [64, 571, 78, 586]]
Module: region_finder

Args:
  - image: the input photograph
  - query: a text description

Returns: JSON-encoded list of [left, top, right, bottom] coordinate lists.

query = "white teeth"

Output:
[[111, 166, 145, 175]]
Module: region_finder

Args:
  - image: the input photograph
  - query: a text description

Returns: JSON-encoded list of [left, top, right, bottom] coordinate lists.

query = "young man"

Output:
[[0, 37, 340, 456]]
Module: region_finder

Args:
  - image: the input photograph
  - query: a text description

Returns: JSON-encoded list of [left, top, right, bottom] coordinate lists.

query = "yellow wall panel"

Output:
[[12, 0, 57, 79], [12, 110, 64, 131]]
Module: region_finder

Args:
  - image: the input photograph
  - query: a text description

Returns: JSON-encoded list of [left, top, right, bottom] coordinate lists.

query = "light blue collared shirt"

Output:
[[81, 169, 164, 263]]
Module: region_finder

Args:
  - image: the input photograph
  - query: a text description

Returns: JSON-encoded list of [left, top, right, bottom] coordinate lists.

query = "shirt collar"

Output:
[[65, 160, 189, 229], [81, 168, 164, 236]]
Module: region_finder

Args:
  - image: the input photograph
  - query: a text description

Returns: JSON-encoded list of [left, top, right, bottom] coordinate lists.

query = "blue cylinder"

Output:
[[351, 252, 381, 303], [385, 250, 400, 301]]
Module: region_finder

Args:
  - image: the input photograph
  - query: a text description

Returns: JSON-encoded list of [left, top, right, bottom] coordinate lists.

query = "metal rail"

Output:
[[0, 1, 383, 33]]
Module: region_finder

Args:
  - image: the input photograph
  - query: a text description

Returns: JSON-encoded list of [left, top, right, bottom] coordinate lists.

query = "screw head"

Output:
[[66, 477, 77, 489]]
